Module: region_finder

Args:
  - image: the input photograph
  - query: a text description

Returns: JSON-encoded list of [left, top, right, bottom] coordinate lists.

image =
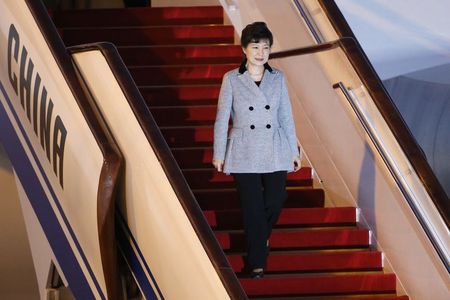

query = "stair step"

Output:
[[152, 105, 217, 126], [163, 125, 307, 148], [176, 147, 329, 169], [52, 6, 224, 27], [141, 85, 219, 106], [227, 250, 382, 273], [161, 126, 215, 147], [204, 207, 357, 230], [194, 188, 325, 210], [118, 45, 242, 66], [240, 273, 397, 297], [216, 228, 370, 251], [251, 295, 408, 300], [129, 64, 237, 85], [60, 25, 235, 46], [182, 168, 312, 189], [172, 147, 214, 168]]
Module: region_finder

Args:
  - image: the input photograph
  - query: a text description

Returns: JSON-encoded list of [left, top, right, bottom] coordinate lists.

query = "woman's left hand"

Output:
[[293, 156, 301, 172]]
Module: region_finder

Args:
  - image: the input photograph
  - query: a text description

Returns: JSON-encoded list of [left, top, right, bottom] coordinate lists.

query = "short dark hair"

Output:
[[240, 22, 273, 48]]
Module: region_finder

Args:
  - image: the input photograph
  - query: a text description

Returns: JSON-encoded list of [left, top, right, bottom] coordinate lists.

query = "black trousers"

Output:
[[233, 171, 288, 269]]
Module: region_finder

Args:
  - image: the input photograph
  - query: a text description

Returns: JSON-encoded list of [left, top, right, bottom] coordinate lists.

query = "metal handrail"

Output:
[[334, 82, 450, 271], [292, 0, 323, 44]]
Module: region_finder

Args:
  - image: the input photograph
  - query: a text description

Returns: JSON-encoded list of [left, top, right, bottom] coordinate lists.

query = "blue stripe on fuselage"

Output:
[[0, 80, 104, 299]]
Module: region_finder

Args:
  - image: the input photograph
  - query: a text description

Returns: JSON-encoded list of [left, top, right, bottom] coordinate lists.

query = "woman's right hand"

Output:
[[212, 159, 224, 172]]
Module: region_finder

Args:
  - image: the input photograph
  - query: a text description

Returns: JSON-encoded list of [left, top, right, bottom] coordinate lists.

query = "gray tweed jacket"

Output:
[[213, 65, 299, 174]]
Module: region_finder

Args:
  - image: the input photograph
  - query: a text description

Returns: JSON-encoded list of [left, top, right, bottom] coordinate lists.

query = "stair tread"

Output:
[[240, 273, 397, 297], [251, 294, 408, 300], [60, 24, 233, 30], [61, 25, 235, 46], [216, 228, 370, 251], [141, 83, 220, 106], [194, 188, 325, 209], [228, 250, 382, 273], [217, 227, 368, 233], [240, 270, 388, 278], [118, 44, 242, 66], [204, 207, 357, 229], [164, 126, 320, 148], [129, 64, 237, 85], [151, 106, 217, 126], [182, 168, 313, 189], [53, 6, 225, 27], [204, 206, 355, 213], [183, 167, 311, 174], [140, 84, 221, 89]]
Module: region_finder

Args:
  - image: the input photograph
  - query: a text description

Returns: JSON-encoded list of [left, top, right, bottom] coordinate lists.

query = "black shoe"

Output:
[[250, 269, 264, 279]]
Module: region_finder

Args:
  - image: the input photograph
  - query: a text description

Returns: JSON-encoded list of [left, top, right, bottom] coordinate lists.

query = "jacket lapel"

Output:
[[259, 69, 276, 97], [237, 71, 262, 97], [237, 70, 275, 103]]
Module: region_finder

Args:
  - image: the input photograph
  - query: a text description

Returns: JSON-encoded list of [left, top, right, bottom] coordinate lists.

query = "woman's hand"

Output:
[[293, 156, 301, 172], [213, 159, 224, 172]]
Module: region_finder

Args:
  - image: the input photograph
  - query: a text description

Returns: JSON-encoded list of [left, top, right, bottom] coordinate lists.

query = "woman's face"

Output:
[[243, 39, 271, 67]]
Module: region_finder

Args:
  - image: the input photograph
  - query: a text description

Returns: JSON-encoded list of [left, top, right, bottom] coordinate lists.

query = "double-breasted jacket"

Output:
[[213, 64, 299, 174]]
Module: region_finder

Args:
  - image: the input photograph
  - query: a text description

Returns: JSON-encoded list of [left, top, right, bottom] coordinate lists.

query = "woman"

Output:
[[213, 22, 301, 278]]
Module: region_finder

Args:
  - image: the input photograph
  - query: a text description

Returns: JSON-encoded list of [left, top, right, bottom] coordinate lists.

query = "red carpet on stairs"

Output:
[[53, 5, 408, 299]]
